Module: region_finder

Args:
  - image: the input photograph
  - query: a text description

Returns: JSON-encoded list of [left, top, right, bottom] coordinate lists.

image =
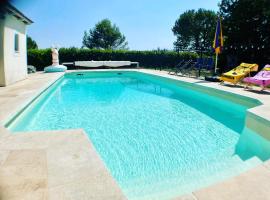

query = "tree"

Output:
[[27, 36, 38, 50], [172, 9, 217, 52], [82, 19, 128, 50], [219, 0, 270, 64]]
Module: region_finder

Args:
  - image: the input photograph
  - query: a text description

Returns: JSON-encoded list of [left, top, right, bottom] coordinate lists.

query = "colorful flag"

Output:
[[213, 17, 223, 54]]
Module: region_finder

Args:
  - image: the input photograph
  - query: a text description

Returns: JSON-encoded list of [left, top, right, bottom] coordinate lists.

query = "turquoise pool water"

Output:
[[7, 71, 270, 199]]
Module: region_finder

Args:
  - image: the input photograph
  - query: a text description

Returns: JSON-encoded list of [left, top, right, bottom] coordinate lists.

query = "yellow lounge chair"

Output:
[[219, 63, 258, 85]]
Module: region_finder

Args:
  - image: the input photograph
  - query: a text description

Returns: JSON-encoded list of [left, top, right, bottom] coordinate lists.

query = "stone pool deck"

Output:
[[0, 69, 270, 200]]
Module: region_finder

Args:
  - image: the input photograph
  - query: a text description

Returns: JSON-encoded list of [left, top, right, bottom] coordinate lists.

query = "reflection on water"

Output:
[[235, 127, 270, 161]]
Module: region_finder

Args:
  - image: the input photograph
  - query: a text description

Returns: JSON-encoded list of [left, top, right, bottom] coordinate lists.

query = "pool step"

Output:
[[229, 155, 263, 174], [243, 156, 263, 167]]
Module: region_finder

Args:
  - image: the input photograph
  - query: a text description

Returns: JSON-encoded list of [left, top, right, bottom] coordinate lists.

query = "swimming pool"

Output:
[[7, 71, 270, 199]]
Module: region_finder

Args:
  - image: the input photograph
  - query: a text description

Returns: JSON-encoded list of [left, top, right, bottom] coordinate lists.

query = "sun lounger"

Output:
[[219, 63, 258, 85], [243, 65, 270, 90], [176, 60, 195, 76], [168, 60, 185, 75], [103, 61, 132, 68], [74, 61, 139, 68], [75, 61, 103, 68]]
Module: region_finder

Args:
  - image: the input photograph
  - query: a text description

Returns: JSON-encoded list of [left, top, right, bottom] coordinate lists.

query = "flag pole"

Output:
[[215, 52, 218, 74]]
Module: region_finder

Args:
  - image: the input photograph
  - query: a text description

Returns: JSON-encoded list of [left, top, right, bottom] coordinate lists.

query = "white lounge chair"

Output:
[[74, 61, 139, 68]]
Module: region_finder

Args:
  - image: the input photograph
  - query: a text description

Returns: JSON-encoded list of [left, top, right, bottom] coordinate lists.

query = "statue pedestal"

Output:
[[44, 65, 67, 73]]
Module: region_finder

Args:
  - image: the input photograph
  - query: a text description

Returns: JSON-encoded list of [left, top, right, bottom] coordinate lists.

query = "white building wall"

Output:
[[0, 14, 27, 86], [0, 19, 5, 85]]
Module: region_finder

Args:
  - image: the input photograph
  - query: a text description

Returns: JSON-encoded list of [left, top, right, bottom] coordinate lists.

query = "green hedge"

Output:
[[28, 48, 198, 71]]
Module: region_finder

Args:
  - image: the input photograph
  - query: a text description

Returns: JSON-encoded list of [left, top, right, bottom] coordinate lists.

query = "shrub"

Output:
[[28, 49, 51, 71], [28, 48, 198, 71]]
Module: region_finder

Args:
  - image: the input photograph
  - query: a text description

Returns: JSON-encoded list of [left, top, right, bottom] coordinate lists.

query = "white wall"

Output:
[[0, 14, 27, 86], [0, 19, 5, 85]]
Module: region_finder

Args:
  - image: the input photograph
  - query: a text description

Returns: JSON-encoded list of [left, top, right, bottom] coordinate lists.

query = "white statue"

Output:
[[44, 45, 67, 72], [51, 47, 59, 66]]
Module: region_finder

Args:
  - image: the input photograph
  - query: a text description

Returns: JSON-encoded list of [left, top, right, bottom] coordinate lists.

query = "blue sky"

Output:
[[13, 0, 219, 50]]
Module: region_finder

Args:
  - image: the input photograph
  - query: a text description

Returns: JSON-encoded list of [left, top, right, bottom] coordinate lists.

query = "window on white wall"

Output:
[[14, 33, 19, 52]]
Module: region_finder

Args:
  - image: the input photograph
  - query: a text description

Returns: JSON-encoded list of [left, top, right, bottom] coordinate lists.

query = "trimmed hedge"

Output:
[[28, 48, 198, 71]]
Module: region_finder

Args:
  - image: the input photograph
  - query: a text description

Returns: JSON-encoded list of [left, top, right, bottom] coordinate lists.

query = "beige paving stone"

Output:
[[0, 130, 80, 149], [4, 149, 47, 166], [264, 160, 270, 170], [0, 164, 47, 179], [194, 166, 270, 200], [171, 194, 197, 200], [0, 126, 10, 138], [0, 150, 9, 165], [46, 136, 102, 171], [0, 149, 48, 199], [0, 134, 49, 149], [46, 137, 105, 187], [48, 163, 105, 187], [0, 177, 47, 200], [49, 176, 127, 200], [45, 130, 126, 199], [0, 129, 127, 199]]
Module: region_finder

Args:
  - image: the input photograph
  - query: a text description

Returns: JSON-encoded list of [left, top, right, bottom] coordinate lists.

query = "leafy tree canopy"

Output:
[[219, 0, 270, 62], [82, 19, 128, 50], [27, 36, 38, 50], [172, 9, 217, 52]]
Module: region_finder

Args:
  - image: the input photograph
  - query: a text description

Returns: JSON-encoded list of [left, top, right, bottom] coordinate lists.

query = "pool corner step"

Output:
[[243, 156, 263, 167]]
